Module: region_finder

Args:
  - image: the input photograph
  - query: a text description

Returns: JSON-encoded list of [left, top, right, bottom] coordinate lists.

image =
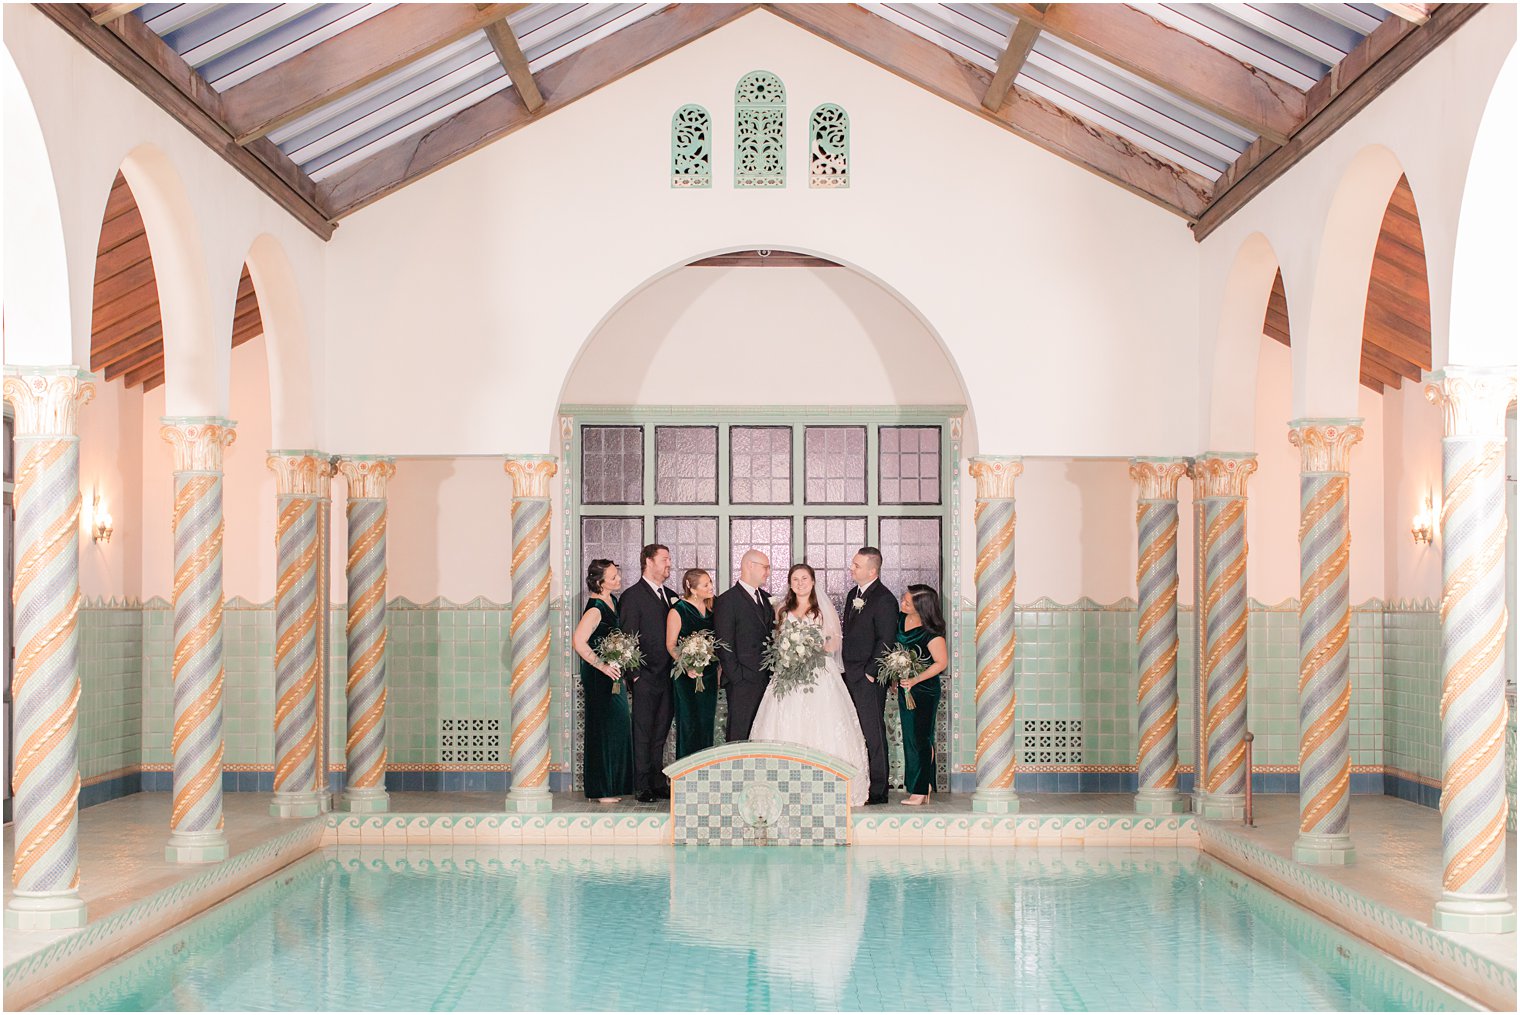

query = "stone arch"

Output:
[[1207, 232, 1284, 451], [242, 234, 318, 447]]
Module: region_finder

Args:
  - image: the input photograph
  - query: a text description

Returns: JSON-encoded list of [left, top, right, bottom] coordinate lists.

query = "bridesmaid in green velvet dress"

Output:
[[572, 559, 633, 802], [666, 568, 719, 759], [897, 584, 949, 806]]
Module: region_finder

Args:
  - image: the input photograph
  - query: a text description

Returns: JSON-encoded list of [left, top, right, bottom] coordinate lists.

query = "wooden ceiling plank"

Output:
[[91, 279, 160, 330], [92, 301, 160, 344], [141, 370, 166, 393], [86, 3, 144, 25], [1193, 4, 1482, 240], [93, 258, 157, 307], [91, 325, 162, 372], [35, 4, 334, 238], [1367, 277, 1433, 327], [997, 3, 1307, 143], [95, 209, 146, 258], [483, 18, 544, 113], [983, 16, 1043, 112], [124, 355, 167, 388], [1370, 255, 1431, 297], [1372, 234, 1430, 278], [222, 4, 525, 145], [322, 4, 759, 217], [1359, 373, 1387, 394], [1359, 356, 1403, 389], [1373, 3, 1434, 24], [1364, 306, 1433, 362], [1361, 337, 1424, 380], [762, 4, 1210, 219], [102, 340, 166, 380]]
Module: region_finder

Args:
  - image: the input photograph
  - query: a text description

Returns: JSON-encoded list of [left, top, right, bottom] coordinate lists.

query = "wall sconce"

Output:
[[1411, 494, 1434, 546], [88, 489, 114, 545]]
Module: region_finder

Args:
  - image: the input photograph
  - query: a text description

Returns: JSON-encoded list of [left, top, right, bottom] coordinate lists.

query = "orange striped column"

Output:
[[161, 418, 237, 863], [1288, 420, 1363, 865], [266, 452, 333, 818], [3, 369, 93, 930], [969, 456, 1022, 814], [337, 457, 395, 813], [1426, 369, 1516, 934], [504, 456, 558, 813]]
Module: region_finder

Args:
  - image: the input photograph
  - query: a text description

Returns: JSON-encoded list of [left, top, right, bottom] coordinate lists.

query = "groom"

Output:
[[714, 549, 773, 742], [618, 543, 676, 803], [842, 547, 897, 804]]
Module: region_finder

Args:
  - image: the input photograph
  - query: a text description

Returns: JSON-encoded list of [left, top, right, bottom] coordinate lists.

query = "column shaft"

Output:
[[161, 418, 236, 863], [3, 370, 93, 930], [505, 457, 558, 812], [338, 457, 395, 813], [970, 457, 1021, 814], [1131, 459, 1188, 814]]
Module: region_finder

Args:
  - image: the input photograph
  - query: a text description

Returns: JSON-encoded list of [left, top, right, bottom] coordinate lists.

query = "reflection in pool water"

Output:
[[46, 846, 1469, 1011]]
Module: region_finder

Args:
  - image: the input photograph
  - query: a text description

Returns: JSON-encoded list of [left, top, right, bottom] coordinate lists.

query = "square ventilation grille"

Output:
[[440, 718, 501, 763], [1021, 718, 1083, 765]]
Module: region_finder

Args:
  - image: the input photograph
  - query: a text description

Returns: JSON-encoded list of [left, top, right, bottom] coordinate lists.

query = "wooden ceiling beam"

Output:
[[125, 355, 166, 389], [222, 4, 526, 145], [141, 370, 167, 393], [85, 3, 143, 25], [482, 16, 544, 113], [1374, 3, 1435, 24], [37, 4, 333, 238], [997, 3, 1306, 143], [1361, 336, 1424, 380], [1193, 4, 1482, 240], [765, 4, 1210, 219], [983, 10, 1045, 113], [1359, 356, 1403, 390], [322, 4, 758, 217], [1359, 373, 1387, 394]]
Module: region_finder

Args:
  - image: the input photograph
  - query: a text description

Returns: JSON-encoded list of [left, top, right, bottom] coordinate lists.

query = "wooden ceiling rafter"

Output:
[[478, 6, 545, 113], [982, 6, 1045, 112]]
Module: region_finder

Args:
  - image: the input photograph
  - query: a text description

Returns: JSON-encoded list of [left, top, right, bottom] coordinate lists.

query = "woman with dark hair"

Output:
[[896, 584, 948, 805], [666, 567, 719, 758], [571, 559, 633, 802]]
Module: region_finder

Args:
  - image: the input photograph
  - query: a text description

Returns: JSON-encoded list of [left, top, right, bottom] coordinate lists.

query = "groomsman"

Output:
[[842, 547, 897, 804], [714, 550, 774, 742], [619, 543, 676, 803]]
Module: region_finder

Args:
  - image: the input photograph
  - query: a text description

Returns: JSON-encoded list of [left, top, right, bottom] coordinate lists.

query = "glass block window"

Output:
[[804, 426, 866, 505], [655, 516, 719, 581], [803, 516, 866, 610], [671, 104, 712, 189], [581, 426, 643, 505], [730, 517, 792, 598], [580, 516, 643, 587], [730, 426, 792, 504], [655, 426, 717, 504], [879, 517, 942, 597], [879, 426, 941, 505], [809, 104, 849, 189], [735, 71, 785, 188]]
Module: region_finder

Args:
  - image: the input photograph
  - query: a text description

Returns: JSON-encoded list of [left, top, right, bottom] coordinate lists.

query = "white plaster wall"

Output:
[[1381, 379, 1444, 603], [324, 10, 1200, 460], [385, 458, 513, 605], [77, 376, 143, 600]]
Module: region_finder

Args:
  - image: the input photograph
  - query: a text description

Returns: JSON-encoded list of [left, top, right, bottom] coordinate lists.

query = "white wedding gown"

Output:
[[749, 606, 871, 807]]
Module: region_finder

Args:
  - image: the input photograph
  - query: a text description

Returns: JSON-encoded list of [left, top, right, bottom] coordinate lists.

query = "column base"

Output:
[[269, 791, 323, 819], [5, 889, 88, 930], [971, 789, 1020, 814], [506, 786, 553, 814], [342, 788, 390, 814], [1433, 893, 1517, 935], [1197, 793, 1245, 821], [315, 788, 333, 814], [1135, 789, 1189, 814], [1293, 831, 1356, 865], [165, 830, 229, 864]]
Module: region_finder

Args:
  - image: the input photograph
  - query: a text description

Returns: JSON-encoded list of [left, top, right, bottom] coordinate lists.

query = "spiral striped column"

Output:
[[504, 456, 558, 813], [1194, 454, 1256, 821], [1425, 369, 1516, 934], [3, 370, 94, 930], [161, 418, 237, 863], [1131, 458, 1190, 815], [266, 453, 333, 818], [337, 457, 396, 813], [1288, 420, 1364, 864], [969, 456, 1022, 814]]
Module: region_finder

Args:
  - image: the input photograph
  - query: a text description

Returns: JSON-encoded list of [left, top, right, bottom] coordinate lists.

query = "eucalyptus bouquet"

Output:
[[762, 615, 826, 699], [594, 629, 644, 695], [878, 645, 929, 710], [674, 629, 727, 693]]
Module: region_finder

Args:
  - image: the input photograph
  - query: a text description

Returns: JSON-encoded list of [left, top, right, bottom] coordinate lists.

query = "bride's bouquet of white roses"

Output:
[[878, 645, 929, 710], [674, 629, 727, 693], [762, 615, 826, 699], [593, 629, 644, 695]]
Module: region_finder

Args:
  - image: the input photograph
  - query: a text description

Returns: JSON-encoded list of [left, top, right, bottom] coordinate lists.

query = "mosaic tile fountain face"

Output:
[[669, 748, 852, 846]]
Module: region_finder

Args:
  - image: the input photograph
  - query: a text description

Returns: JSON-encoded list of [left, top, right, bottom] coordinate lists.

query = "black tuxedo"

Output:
[[618, 577, 676, 793], [842, 579, 899, 802], [713, 583, 774, 741]]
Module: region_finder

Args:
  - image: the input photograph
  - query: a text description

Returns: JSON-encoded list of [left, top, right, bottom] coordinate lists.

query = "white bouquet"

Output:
[[762, 615, 826, 699], [594, 629, 644, 695], [674, 629, 727, 693], [878, 645, 929, 710]]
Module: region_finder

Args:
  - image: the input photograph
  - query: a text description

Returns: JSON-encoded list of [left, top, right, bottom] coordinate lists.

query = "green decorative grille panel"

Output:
[[809, 103, 849, 189], [735, 71, 785, 188], [670, 104, 712, 188]]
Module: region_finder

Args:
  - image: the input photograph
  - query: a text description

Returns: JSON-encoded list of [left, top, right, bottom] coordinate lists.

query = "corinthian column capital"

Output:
[[1193, 453, 1257, 499], [1425, 367, 1517, 439], [968, 456, 1022, 500], [1288, 419, 1364, 473], [267, 450, 335, 497], [3, 368, 95, 437], [1129, 458, 1190, 500], [336, 456, 396, 499], [504, 455, 558, 499], [161, 417, 236, 472]]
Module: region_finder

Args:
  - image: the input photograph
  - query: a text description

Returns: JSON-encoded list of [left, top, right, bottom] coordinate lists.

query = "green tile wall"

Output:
[[1383, 606, 1441, 782], [141, 600, 172, 766], [78, 606, 143, 780]]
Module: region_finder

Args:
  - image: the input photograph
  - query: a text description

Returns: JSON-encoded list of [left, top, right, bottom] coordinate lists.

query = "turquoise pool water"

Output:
[[46, 846, 1466, 1011]]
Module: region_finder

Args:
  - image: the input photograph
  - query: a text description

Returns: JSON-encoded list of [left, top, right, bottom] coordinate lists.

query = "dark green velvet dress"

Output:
[[672, 598, 719, 759], [896, 622, 943, 795], [581, 597, 633, 799]]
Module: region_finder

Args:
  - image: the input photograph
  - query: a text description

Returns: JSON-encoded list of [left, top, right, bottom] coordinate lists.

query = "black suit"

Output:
[[618, 578, 675, 794], [713, 583, 773, 741], [842, 580, 898, 802]]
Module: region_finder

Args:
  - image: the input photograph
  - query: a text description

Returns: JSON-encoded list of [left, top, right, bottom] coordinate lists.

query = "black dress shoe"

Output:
[[635, 791, 658, 804], [865, 796, 889, 806], [653, 785, 672, 800]]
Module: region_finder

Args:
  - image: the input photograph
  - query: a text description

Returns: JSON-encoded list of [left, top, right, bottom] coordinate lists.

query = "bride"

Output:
[[750, 563, 871, 806]]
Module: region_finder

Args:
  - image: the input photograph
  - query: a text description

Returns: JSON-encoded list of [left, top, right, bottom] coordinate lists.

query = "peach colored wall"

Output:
[[1381, 379, 1444, 602], [384, 458, 512, 605], [77, 373, 143, 600]]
